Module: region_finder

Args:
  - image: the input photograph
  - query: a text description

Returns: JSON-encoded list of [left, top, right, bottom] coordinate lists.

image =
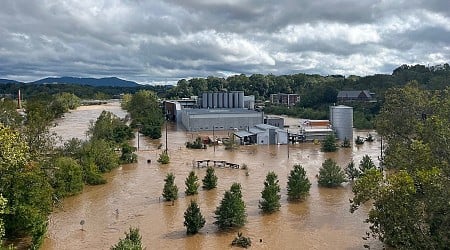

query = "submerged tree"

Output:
[[202, 167, 218, 190], [321, 134, 337, 152], [359, 155, 376, 174], [162, 173, 178, 201], [157, 150, 170, 164], [111, 227, 143, 250], [183, 200, 205, 235], [185, 171, 200, 196], [287, 164, 311, 201], [318, 159, 346, 187], [344, 160, 361, 181], [259, 171, 281, 213], [214, 183, 246, 229]]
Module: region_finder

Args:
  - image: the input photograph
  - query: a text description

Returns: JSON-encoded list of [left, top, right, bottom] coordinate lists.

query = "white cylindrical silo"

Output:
[[238, 91, 244, 108], [330, 105, 353, 141], [228, 92, 234, 108], [218, 92, 223, 108], [207, 92, 213, 108], [213, 92, 218, 108], [233, 91, 239, 108], [202, 93, 208, 108], [224, 92, 229, 108]]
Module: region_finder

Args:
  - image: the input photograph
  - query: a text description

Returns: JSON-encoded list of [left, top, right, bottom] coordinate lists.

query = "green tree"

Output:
[[119, 143, 137, 164], [157, 150, 170, 164], [185, 171, 199, 196], [318, 159, 346, 187], [183, 200, 205, 235], [321, 134, 337, 152], [359, 155, 376, 174], [162, 173, 178, 202], [259, 171, 281, 213], [88, 110, 133, 144], [0, 194, 6, 245], [0, 98, 23, 128], [214, 183, 246, 229], [352, 85, 450, 248], [52, 157, 84, 198], [111, 227, 143, 250], [80, 139, 119, 173], [0, 124, 53, 248], [345, 160, 361, 181], [287, 164, 311, 201], [202, 167, 218, 190]]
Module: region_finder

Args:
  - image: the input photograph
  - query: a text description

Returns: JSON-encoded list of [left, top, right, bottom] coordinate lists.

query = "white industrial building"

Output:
[[234, 124, 288, 145], [181, 109, 264, 131]]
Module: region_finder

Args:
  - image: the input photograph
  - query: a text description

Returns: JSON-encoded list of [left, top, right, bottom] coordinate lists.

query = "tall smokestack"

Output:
[[17, 89, 21, 109]]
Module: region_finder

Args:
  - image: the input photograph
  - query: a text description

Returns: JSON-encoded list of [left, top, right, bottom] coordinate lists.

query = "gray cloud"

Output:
[[0, 0, 449, 84]]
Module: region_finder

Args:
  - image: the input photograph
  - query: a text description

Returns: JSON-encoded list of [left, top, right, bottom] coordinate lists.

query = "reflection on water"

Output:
[[43, 103, 383, 250]]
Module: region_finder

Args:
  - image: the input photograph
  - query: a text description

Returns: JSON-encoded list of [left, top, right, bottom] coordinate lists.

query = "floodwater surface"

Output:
[[43, 102, 383, 250]]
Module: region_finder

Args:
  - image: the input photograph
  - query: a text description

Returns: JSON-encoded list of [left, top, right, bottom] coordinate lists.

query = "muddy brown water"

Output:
[[43, 102, 383, 250]]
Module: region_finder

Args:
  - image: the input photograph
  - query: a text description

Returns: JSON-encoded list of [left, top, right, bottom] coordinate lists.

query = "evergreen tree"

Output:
[[162, 173, 178, 201], [183, 200, 206, 235], [287, 164, 311, 201], [202, 167, 218, 190], [214, 183, 246, 229], [185, 171, 199, 196], [157, 150, 170, 164], [318, 159, 346, 187], [321, 134, 337, 152], [259, 171, 281, 213], [344, 160, 361, 181], [111, 227, 143, 250], [359, 155, 376, 174]]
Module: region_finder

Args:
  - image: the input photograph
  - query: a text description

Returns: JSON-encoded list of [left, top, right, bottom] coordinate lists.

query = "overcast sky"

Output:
[[1, 0, 449, 84]]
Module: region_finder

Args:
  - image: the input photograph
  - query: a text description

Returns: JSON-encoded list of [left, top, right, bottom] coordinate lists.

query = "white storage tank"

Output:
[[330, 105, 353, 141], [238, 91, 244, 108], [207, 92, 213, 108], [218, 92, 223, 108], [202, 93, 208, 108]]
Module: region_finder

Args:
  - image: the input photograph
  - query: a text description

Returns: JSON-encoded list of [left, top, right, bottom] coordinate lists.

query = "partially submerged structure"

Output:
[[234, 124, 288, 145]]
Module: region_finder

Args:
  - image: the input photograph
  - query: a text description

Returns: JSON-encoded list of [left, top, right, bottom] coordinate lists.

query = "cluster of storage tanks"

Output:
[[201, 91, 244, 109]]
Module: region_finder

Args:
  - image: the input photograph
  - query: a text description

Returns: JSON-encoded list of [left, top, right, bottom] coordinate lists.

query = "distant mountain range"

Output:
[[0, 76, 140, 87]]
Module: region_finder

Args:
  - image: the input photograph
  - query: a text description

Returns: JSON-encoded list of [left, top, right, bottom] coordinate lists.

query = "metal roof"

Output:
[[234, 131, 254, 138]]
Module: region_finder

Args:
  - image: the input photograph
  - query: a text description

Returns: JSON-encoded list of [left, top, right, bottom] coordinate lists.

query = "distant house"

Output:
[[337, 90, 375, 102], [270, 93, 300, 106]]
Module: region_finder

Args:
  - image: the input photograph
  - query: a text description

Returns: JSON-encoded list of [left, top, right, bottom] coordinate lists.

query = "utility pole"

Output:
[[165, 117, 168, 153], [213, 125, 215, 153], [287, 129, 290, 159]]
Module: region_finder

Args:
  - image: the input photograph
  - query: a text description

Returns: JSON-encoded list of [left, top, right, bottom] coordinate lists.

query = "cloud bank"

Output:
[[0, 0, 449, 84]]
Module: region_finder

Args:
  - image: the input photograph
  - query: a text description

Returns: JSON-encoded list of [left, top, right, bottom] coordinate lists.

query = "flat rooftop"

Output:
[[183, 108, 261, 115]]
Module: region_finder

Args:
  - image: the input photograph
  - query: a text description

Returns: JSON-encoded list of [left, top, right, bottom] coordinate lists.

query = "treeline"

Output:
[[0, 93, 137, 248], [165, 64, 449, 128], [0, 82, 172, 100]]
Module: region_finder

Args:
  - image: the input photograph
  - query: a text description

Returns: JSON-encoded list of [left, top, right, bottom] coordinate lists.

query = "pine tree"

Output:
[[321, 133, 337, 152], [287, 164, 311, 201], [111, 227, 143, 250], [185, 171, 199, 196], [183, 200, 206, 235], [318, 159, 346, 187], [202, 167, 218, 190], [359, 155, 376, 174], [345, 160, 361, 181], [162, 173, 178, 201], [214, 183, 246, 229], [259, 171, 281, 213]]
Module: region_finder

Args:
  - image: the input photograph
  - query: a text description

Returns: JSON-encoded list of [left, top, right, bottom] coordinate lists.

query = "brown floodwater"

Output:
[[43, 102, 383, 250]]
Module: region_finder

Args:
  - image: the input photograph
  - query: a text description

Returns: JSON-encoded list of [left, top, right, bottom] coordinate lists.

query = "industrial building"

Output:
[[264, 115, 285, 129], [270, 93, 300, 106], [200, 91, 255, 110], [299, 120, 334, 141], [180, 108, 264, 131], [330, 105, 353, 141], [234, 124, 288, 145]]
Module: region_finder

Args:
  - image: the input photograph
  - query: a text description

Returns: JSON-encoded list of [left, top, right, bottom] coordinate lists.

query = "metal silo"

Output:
[[228, 92, 234, 108], [330, 105, 353, 141], [218, 92, 223, 108], [233, 91, 239, 108], [213, 92, 218, 108], [207, 92, 213, 108], [202, 93, 208, 108], [224, 92, 229, 108], [238, 91, 244, 108]]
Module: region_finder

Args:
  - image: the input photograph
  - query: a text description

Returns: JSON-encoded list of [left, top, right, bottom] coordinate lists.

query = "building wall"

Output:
[[181, 110, 264, 131]]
